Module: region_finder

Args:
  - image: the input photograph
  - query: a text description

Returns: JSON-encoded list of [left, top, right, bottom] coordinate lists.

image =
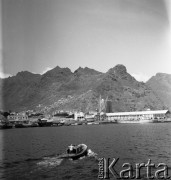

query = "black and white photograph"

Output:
[[0, 0, 171, 179]]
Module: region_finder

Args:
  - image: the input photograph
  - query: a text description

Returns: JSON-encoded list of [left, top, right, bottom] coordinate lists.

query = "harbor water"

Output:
[[0, 123, 171, 179]]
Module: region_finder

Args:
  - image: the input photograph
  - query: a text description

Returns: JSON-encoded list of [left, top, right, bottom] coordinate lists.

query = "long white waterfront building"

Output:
[[106, 110, 170, 123]]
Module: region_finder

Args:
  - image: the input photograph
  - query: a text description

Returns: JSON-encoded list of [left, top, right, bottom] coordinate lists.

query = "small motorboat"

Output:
[[58, 144, 88, 160]]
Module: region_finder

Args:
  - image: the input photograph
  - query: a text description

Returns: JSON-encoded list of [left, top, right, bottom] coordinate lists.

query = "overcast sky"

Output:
[[1, 0, 171, 82]]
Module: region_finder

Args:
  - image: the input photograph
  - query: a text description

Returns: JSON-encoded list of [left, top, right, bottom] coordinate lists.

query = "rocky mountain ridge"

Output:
[[1, 65, 169, 113], [146, 73, 171, 111]]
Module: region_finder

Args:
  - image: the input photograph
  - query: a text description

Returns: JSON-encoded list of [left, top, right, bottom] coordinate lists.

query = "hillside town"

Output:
[[1, 97, 171, 129], [1, 64, 171, 129]]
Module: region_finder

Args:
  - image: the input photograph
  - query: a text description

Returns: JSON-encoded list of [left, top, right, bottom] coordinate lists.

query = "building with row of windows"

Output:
[[7, 113, 29, 122], [106, 110, 170, 123]]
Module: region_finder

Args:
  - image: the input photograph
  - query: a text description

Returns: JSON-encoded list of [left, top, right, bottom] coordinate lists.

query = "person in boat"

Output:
[[67, 144, 76, 154]]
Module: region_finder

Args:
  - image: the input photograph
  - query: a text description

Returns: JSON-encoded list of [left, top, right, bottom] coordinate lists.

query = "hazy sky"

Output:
[[1, 0, 171, 81]]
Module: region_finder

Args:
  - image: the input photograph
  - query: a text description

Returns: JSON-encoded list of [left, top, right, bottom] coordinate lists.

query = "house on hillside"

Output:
[[74, 112, 85, 121], [8, 112, 29, 123]]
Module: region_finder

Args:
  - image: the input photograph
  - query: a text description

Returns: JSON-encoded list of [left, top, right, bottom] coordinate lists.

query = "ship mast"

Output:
[[99, 95, 101, 121], [98, 95, 108, 121]]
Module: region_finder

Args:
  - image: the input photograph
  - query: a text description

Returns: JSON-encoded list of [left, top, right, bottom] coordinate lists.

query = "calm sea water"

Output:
[[0, 123, 171, 180]]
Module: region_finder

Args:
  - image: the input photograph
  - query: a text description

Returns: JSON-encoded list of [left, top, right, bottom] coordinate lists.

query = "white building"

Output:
[[8, 113, 29, 122], [74, 112, 85, 121], [106, 110, 170, 123]]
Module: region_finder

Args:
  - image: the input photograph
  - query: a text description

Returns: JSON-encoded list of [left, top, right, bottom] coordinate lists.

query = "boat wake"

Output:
[[37, 149, 97, 167], [37, 156, 63, 167], [87, 149, 98, 158]]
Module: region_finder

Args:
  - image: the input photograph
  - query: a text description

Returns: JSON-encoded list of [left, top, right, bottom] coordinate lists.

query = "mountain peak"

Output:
[[16, 71, 33, 76], [108, 64, 127, 74], [16, 71, 40, 79], [74, 67, 83, 73], [107, 64, 127, 77], [105, 64, 138, 83], [148, 73, 171, 82], [147, 72, 171, 110], [74, 67, 101, 76], [156, 73, 171, 78], [44, 66, 72, 77]]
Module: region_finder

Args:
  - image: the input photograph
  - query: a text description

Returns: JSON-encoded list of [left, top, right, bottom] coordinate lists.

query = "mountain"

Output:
[[1, 65, 167, 113], [92, 65, 166, 112], [2, 71, 41, 111], [146, 73, 171, 110]]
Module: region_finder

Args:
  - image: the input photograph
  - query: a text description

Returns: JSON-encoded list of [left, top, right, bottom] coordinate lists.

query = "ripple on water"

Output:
[[1, 124, 171, 179]]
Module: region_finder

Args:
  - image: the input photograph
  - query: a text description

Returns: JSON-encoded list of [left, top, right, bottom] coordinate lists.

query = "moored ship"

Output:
[[38, 118, 53, 127]]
